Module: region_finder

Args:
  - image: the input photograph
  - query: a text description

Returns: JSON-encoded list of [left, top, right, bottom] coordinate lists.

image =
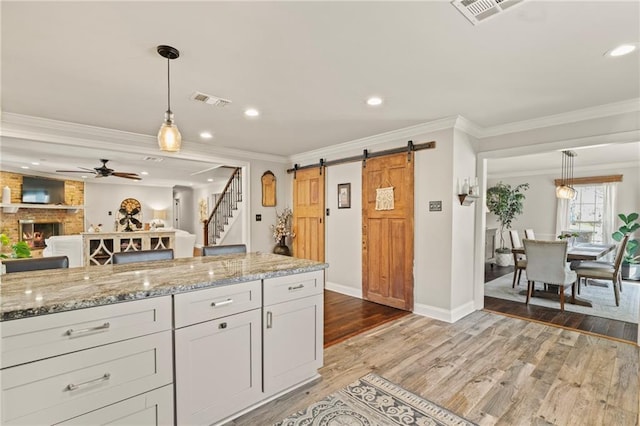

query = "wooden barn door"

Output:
[[293, 168, 325, 261], [362, 152, 414, 311]]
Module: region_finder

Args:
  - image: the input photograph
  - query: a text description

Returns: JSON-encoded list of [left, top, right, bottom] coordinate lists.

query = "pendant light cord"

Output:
[[167, 57, 171, 113]]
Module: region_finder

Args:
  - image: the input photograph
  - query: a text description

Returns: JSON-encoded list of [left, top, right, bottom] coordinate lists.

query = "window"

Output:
[[568, 184, 604, 243]]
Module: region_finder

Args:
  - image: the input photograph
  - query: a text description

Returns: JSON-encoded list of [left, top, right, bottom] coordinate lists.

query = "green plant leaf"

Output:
[[11, 241, 31, 258], [627, 212, 639, 222]]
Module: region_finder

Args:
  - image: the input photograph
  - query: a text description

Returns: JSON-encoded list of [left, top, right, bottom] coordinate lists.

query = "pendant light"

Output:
[[157, 45, 181, 152], [556, 150, 577, 199]]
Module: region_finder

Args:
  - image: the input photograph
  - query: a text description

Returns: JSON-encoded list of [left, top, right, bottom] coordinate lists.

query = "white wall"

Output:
[[249, 160, 292, 253], [85, 182, 173, 232], [487, 165, 640, 246], [326, 162, 362, 296]]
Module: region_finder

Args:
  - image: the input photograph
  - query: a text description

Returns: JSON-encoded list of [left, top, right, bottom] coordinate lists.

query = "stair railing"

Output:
[[203, 167, 242, 246]]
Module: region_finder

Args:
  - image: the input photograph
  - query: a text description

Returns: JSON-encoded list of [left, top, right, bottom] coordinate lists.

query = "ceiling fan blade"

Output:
[[112, 172, 142, 180], [56, 170, 96, 173]]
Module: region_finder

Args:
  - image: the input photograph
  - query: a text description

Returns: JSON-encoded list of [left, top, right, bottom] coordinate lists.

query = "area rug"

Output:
[[275, 373, 476, 426], [485, 272, 640, 324]]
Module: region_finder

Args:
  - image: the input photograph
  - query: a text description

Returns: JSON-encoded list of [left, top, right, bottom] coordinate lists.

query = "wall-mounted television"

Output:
[[21, 176, 65, 204]]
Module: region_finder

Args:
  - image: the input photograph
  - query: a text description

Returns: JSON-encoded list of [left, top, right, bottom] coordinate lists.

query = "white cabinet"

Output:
[[57, 384, 173, 425], [174, 281, 263, 426], [0, 297, 173, 426], [263, 270, 324, 396]]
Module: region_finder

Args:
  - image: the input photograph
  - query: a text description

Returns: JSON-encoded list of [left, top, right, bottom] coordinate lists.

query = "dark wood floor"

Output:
[[324, 290, 410, 347], [484, 262, 638, 344]]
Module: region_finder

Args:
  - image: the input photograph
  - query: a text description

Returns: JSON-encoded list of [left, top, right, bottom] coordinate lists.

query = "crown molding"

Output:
[[479, 98, 640, 138], [290, 116, 462, 163], [0, 113, 289, 165], [488, 160, 640, 180]]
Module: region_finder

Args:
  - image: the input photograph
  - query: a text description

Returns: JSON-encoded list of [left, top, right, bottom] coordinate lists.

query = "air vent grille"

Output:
[[451, 0, 526, 25], [190, 91, 232, 107]]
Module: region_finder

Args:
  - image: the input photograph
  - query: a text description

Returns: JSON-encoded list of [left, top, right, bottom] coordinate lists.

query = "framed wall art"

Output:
[[338, 183, 351, 209]]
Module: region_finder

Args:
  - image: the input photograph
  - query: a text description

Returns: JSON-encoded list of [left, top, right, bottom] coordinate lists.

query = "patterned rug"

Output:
[[275, 373, 476, 426], [485, 272, 640, 323]]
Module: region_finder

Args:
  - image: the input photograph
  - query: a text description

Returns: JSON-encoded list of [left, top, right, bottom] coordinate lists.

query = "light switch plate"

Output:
[[429, 201, 442, 212]]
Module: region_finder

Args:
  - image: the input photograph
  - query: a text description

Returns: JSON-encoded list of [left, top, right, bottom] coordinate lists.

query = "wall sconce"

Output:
[[457, 177, 479, 205]]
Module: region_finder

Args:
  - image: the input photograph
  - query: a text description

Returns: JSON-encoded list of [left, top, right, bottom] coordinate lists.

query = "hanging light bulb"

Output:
[[157, 45, 182, 152]]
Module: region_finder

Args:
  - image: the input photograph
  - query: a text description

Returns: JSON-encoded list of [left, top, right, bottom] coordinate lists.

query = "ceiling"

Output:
[[1, 1, 639, 185]]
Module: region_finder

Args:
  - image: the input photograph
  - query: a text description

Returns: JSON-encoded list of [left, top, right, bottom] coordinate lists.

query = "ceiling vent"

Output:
[[190, 91, 232, 107], [451, 0, 526, 25], [142, 156, 164, 162]]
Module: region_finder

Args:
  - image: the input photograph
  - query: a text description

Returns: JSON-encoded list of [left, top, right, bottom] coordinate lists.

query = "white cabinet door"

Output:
[[55, 384, 173, 426], [263, 293, 323, 396], [174, 308, 262, 425]]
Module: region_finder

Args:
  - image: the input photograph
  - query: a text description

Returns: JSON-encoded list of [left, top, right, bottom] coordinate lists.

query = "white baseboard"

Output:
[[413, 301, 476, 323], [325, 281, 363, 299]]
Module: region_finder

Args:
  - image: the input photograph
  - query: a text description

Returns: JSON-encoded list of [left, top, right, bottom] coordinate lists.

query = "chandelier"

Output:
[[556, 150, 577, 199]]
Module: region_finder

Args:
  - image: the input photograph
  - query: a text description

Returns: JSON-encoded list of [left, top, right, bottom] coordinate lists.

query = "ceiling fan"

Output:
[[56, 159, 142, 180]]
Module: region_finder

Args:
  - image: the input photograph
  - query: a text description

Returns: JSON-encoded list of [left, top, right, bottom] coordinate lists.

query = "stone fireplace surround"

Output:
[[0, 171, 85, 255]]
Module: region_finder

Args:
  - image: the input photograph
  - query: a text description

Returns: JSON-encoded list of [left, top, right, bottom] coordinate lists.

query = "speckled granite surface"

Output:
[[0, 253, 328, 321]]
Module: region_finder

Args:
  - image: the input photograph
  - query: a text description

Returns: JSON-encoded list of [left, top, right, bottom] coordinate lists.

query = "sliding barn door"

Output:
[[362, 152, 414, 311], [293, 168, 325, 261]]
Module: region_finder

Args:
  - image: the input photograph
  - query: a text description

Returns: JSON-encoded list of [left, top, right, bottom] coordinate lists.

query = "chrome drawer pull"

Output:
[[66, 373, 111, 391], [288, 284, 304, 291], [211, 298, 233, 307], [65, 322, 110, 336], [266, 311, 273, 329]]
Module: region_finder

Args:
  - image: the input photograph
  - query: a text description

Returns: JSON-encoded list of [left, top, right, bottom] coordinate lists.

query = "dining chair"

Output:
[[574, 235, 628, 307], [3, 255, 69, 273], [202, 244, 247, 256], [523, 239, 576, 312], [508, 230, 527, 288], [524, 229, 535, 239], [112, 249, 174, 265]]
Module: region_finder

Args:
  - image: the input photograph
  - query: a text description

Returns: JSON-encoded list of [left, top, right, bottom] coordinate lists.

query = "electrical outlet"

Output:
[[326, 208, 330, 216], [256, 214, 262, 222], [429, 201, 442, 212]]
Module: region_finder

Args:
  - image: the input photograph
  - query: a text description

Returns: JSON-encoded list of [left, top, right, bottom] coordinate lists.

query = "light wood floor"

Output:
[[232, 311, 639, 425]]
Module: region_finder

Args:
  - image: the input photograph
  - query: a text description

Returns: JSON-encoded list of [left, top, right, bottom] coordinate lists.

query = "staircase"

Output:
[[204, 168, 242, 246]]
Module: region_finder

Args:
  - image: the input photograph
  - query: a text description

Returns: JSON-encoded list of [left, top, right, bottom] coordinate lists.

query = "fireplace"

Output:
[[19, 220, 64, 249]]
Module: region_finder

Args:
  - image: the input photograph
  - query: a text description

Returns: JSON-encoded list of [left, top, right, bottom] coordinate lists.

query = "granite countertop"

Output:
[[0, 253, 328, 321]]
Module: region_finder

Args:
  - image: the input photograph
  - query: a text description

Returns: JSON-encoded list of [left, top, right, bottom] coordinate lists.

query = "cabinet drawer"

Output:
[[263, 270, 324, 306], [1, 330, 173, 425], [0, 296, 171, 369], [174, 280, 261, 328], [57, 384, 173, 426]]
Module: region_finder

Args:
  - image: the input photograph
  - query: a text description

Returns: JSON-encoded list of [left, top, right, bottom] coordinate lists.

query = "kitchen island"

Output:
[[1, 252, 328, 425]]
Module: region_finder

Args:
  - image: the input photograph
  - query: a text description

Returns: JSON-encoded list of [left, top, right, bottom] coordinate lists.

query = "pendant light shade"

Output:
[[157, 45, 181, 152], [556, 150, 577, 199]]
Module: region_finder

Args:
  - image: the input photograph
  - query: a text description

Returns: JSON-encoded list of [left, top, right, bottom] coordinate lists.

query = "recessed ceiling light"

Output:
[[200, 131, 213, 139], [244, 108, 260, 117], [606, 43, 637, 57], [31, 162, 40, 166], [21, 166, 29, 169], [207, 178, 213, 182], [366, 96, 383, 106], [140, 171, 149, 176]]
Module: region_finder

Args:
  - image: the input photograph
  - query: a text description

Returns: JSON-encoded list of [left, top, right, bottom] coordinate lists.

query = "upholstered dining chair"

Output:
[[3, 255, 69, 273], [523, 239, 577, 312], [202, 244, 247, 256], [508, 230, 527, 288], [112, 249, 174, 265], [574, 235, 628, 307], [524, 229, 535, 239]]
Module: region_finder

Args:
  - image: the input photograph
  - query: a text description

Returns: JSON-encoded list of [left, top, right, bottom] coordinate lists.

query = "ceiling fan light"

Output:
[[158, 111, 181, 152]]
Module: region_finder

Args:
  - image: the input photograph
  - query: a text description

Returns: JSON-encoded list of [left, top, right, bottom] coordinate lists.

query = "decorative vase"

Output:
[[273, 238, 291, 256]]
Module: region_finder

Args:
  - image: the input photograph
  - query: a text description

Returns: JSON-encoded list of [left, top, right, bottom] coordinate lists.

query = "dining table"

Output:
[[512, 242, 617, 308]]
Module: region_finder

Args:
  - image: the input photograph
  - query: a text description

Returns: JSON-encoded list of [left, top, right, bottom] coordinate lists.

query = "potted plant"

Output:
[[0, 233, 32, 259], [486, 182, 529, 266], [612, 212, 639, 280]]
